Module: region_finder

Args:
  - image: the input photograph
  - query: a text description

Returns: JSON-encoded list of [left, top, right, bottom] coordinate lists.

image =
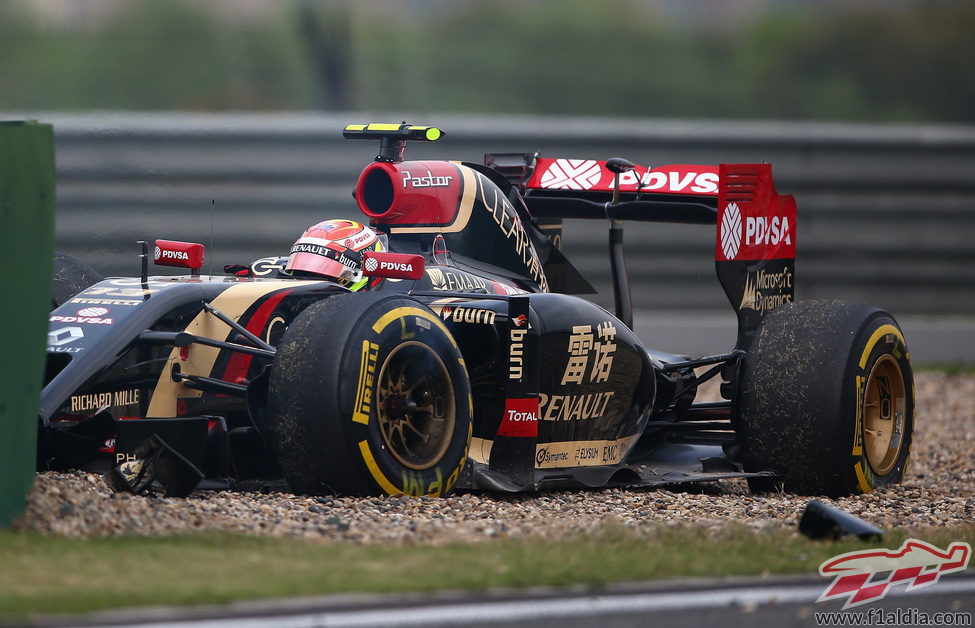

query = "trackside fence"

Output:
[[18, 112, 975, 316]]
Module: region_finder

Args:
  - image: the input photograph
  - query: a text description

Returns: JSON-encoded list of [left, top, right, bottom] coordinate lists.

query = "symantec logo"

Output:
[[817, 538, 971, 609]]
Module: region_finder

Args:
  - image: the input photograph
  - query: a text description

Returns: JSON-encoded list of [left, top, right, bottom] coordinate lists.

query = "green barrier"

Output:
[[0, 121, 55, 527]]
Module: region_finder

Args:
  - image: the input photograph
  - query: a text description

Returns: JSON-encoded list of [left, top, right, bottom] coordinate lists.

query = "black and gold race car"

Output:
[[40, 123, 914, 498]]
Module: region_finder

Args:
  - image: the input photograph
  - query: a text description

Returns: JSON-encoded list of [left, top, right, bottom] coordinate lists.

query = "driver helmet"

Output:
[[286, 219, 384, 291]]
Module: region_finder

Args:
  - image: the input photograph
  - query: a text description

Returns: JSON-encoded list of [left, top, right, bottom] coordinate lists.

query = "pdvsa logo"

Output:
[[155, 248, 189, 261], [618, 169, 718, 195], [379, 260, 413, 273], [77, 307, 109, 318], [720, 202, 793, 260], [747, 215, 792, 248], [720, 202, 743, 260], [540, 159, 602, 190]]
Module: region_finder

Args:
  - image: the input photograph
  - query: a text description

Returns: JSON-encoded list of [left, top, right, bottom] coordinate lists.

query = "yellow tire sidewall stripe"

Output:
[[358, 302, 467, 495], [854, 322, 906, 493]]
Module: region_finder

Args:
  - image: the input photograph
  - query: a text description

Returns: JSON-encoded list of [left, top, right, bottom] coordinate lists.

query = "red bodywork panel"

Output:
[[154, 240, 205, 270]]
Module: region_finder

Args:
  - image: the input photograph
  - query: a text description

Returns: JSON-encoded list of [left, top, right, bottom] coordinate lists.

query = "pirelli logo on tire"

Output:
[[353, 340, 379, 425]]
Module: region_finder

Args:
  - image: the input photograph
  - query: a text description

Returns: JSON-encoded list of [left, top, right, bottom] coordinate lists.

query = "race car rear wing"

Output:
[[489, 154, 721, 223], [486, 153, 796, 351]]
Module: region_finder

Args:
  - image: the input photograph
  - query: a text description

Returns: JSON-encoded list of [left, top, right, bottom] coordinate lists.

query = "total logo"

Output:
[[498, 398, 539, 438], [720, 202, 792, 261]]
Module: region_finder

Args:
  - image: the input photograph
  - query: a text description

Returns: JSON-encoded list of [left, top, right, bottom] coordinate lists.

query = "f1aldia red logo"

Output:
[[818, 539, 971, 608]]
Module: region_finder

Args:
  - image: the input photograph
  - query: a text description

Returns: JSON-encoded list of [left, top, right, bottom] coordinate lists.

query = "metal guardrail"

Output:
[[16, 112, 975, 316]]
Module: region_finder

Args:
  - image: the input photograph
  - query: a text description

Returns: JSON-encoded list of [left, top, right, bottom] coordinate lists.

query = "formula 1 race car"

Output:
[[39, 123, 915, 498]]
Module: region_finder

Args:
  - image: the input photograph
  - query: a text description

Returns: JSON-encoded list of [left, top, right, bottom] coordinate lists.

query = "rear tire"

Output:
[[52, 252, 102, 309], [267, 292, 472, 497], [737, 300, 914, 497]]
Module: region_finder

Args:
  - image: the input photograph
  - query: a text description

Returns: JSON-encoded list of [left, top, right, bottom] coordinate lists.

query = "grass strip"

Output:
[[2, 524, 973, 621]]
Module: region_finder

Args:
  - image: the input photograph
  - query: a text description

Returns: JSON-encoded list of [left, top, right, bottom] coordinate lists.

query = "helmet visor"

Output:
[[285, 237, 362, 281], [285, 251, 351, 279]]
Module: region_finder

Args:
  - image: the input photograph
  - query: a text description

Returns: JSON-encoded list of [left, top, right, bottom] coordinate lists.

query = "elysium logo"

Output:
[[720, 202, 743, 260]]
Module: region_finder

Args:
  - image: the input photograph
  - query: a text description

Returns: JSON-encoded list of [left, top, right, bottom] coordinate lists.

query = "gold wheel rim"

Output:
[[863, 355, 907, 476], [376, 341, 456, 470]]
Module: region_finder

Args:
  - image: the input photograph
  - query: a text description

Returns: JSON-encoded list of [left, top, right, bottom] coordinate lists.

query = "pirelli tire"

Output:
[[52, 252, 102, 309], [267, 292, 473, 497], [737, 300, 914, 497]]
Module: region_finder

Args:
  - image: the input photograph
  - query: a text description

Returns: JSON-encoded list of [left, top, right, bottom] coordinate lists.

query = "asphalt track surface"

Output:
[[32, 573, 975, 628], [632, 311, 975, 365]]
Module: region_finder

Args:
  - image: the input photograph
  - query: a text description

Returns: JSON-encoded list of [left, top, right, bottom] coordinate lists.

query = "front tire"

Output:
[[267, 292, 472, 497], [737, 300, 914, 497]]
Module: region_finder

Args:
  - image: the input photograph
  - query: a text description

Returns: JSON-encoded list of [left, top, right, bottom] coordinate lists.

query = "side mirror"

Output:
[[362, 251, 425, 280], [154, 240, 205, 273]]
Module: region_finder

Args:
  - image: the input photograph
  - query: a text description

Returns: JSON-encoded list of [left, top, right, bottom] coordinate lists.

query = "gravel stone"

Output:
[[12, 372, 974, 544]]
